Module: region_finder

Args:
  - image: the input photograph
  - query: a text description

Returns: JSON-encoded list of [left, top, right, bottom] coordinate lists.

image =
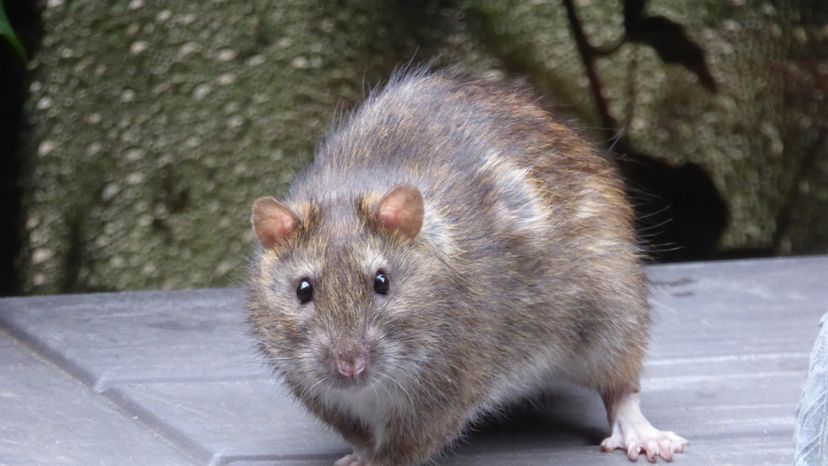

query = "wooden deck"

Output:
[[1, 256, 825, 465]]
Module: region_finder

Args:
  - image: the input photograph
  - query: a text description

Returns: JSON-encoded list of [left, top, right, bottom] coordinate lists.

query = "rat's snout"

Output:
[[326, 338, 372, 385], [335, 351, 366, 378]]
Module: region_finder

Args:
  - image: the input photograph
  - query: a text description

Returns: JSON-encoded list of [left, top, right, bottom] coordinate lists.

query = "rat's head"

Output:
[[249, 184, 447, 397]]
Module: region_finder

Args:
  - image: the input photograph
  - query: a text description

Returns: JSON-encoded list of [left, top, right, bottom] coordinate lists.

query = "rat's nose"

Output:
[[335, 353, 366, 378]]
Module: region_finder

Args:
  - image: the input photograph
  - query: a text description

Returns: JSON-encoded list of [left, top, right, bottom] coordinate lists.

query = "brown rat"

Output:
[[247, 69, 687, 465]]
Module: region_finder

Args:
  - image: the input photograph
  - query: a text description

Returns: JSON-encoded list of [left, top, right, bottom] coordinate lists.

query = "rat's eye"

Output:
[[374, 270, 389, 295], [296, 278, 313, 304]]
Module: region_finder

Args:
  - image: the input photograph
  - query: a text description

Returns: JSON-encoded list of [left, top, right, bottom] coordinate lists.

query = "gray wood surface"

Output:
[[1, 256, 826, 465]]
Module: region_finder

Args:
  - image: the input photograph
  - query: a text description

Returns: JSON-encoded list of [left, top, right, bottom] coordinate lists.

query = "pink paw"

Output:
[[334, 453, 372, 466], [600, 428, 688, 462]]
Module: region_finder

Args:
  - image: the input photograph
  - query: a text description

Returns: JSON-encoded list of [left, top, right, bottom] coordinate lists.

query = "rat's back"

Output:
[[292, 70, 637, 271], [289, 71, 579, 201]]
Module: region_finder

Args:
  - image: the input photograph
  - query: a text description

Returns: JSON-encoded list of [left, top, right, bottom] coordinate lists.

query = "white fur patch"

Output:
[[326, 384, 391, 448], [479, 150, 550, 236], [573, 191, 603, 221], [422, 201, 461, 257], [585, 238, 624, 255], [357, 243, 387, 276]]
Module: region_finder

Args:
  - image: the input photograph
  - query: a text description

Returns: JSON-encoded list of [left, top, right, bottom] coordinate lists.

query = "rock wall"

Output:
[[15, 0, 828, 294]]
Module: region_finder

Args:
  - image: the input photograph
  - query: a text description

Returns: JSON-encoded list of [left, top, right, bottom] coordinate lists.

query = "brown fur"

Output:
[[248, 69, 650, 465]]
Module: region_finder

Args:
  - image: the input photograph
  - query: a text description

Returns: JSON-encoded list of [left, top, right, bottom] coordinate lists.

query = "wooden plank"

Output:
[[0, 256, 824, 465]]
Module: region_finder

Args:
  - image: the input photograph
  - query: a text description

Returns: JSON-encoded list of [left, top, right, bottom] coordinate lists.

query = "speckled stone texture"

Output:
[[18, 0, 828, 294]]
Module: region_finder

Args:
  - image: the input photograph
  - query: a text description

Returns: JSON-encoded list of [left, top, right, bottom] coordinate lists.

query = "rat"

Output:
[[247, 69, 688, 465]]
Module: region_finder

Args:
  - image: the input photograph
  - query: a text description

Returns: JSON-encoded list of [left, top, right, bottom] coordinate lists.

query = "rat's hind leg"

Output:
[[582, 301, 688, 462], [573, 339, 688, 462], [599, 387, 688, 462], [571, 254, 687, 461]]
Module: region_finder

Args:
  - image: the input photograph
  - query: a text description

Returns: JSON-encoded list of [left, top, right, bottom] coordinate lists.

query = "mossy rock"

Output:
[[18, 0, 828, 294]]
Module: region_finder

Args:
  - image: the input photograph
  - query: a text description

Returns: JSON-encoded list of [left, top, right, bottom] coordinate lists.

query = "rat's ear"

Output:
[[251, 197, 300, 249], [376, 184, 424, 239]]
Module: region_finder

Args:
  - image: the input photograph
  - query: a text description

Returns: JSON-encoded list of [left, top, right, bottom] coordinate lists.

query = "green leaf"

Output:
[[0, 0, 27, 62]]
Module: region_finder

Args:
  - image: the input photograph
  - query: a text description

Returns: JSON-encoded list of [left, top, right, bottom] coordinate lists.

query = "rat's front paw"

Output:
[[601, 428, 687, 462], [334, 452, 372, 466]]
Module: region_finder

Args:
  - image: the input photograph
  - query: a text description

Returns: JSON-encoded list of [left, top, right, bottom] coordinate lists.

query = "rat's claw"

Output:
[[603, 430, 687, 463], [658, 437, 675, 461], [334, 453, 371, 466], [626, 440, 640, 461], [645, 439, 660, 462]]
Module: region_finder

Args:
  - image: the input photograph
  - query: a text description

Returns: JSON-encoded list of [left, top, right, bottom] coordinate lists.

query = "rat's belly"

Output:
[[481, 345, 571, 411]]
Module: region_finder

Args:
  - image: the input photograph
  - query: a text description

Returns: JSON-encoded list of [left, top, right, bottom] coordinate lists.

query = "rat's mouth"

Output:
[[330, 372, 371, 391]]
